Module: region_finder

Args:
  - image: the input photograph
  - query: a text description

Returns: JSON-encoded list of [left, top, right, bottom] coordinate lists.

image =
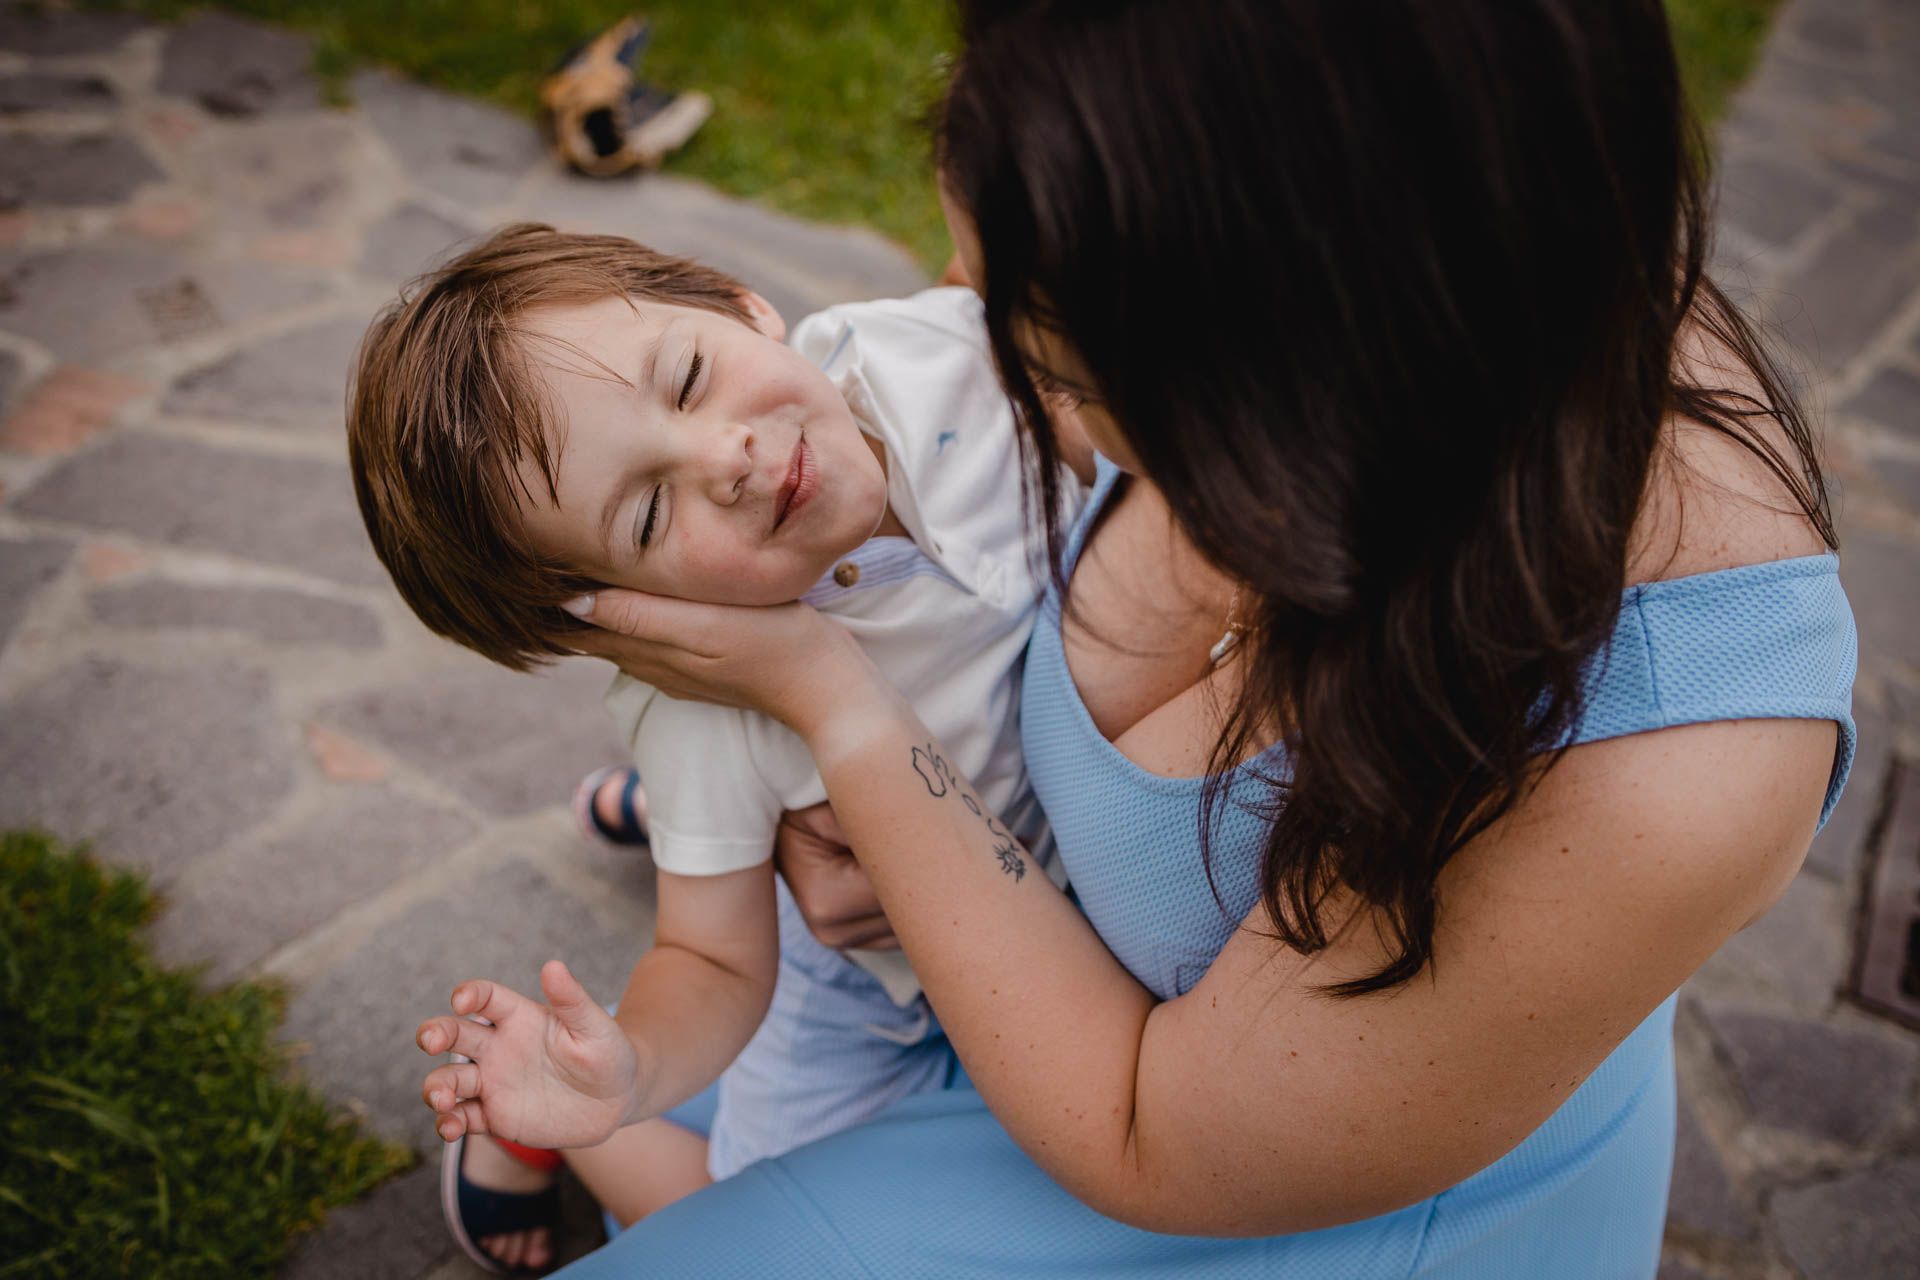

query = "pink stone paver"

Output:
[[0, 365, 150, 455]]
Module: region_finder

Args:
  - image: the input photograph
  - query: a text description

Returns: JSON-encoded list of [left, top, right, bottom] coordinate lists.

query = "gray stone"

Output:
[[89, 579, 382, 648], [1808, 698, 1889, 879], [161, 314, 367, 430], [1773, 1159, 1920, 1280], [0, 9, 141, 55], [173, 112, 360, 233], [1867, 451, 1920, 511], [0, 242, 328, 360], [280, 856, 647, 1142], [357, 204, 475, 284], [1702, 1005, 1919, 1146], [509, 170, 923, 319], [1840, 527, 1920, 672], [281, 1163, 450, 1280], [0, 656, 296, 882], [1780, 200, 1920, 372], [1794, 11, 1873, 57], [0, 131, 164, 209], [148, 785, 473, 983], [1714, 150, 1842, 250], [320, 658, 625, 817], [0, 72, 116, 114], [0, 347, 18, 410], [350, 69, 544, 209], [1667, 1093, 1754, 1241], [1712, 873, 1848, 1011], [13, 433, 383, 585], [1842, 365, 1920, 441], [0, 535, 72, 648], [156, 11, 320, 118]]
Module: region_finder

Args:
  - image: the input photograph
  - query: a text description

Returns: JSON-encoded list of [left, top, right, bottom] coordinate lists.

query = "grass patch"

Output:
[[93, 1, 1780, 272], [99, 0, 957, 269], [1669, 0, 1788, 122], [0, 830, 409, 1279]]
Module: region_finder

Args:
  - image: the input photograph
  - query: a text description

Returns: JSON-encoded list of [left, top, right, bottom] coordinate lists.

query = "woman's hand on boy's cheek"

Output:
[[775, 802, 898, 951]]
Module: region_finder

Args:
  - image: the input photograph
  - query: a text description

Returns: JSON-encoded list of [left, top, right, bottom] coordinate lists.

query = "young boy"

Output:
[[348, 223, 1083, 1271]]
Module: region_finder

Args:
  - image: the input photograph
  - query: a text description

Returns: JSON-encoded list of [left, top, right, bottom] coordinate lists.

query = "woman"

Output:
[[532, 2, 1856, 1272]]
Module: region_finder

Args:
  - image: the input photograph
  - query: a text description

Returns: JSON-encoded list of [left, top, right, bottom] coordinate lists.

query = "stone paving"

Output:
[[0, 2, 1914, 1277]]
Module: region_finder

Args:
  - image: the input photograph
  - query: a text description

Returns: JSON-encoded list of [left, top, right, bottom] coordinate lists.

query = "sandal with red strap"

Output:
[[441, 1119, 564, 1275]]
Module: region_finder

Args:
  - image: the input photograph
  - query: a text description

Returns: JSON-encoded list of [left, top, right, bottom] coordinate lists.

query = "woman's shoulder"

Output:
[[1626, 329, 1831, 586]]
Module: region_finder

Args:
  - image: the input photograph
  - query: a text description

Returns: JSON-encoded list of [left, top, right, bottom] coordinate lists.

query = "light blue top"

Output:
[[558, 455, 1857, 1279]]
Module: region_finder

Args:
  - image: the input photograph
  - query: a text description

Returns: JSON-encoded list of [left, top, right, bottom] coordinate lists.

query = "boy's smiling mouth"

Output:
[[772, 435, 816, 535]]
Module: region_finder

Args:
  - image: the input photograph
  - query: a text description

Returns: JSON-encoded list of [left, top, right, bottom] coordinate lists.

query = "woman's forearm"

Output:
[[805, 699, 1160, 1210]]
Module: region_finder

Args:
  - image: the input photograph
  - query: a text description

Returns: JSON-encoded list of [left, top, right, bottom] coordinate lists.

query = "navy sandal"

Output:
[[440, 1128, 561, 1277], [572, 765, 649, 847]]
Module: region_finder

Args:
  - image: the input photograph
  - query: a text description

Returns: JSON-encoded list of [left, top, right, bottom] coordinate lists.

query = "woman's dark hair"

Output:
[[939, 0, 1832, 994]]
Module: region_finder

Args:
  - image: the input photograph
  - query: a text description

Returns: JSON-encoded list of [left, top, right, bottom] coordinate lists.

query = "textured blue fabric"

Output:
[[556, 455, 1856, 1279]]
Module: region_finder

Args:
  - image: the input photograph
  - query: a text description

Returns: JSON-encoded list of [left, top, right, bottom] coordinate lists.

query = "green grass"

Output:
[[0, 831, 409, 1279], [1668, 0, 1788, 122], [91, 1, 1780, 272]]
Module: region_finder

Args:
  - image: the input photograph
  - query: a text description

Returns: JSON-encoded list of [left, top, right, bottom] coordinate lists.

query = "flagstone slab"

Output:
[[0, 533, 71, 647], [0, 655, 297, 883], [0, 131, 164, 208], [349, 69, 546, 209], [13, 432, 383, 585], [161, 313, 368, 430], [1701, 1005, 1918, 1146], [280, 1164, 451, 1280], [147, 784, 475, 984], [1772, 1159, 1920, 1280], [318, 657, 626, 818], [357, 203, 476, 284], [88, 579, 383, 649], [156, 11, 321, 118], [0, 8, 141, 55], [0, 71, 117, 114], [0, 241, 329, 359]]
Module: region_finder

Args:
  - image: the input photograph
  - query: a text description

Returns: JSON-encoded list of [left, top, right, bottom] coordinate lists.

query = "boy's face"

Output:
[[514, 293, 889, 605]]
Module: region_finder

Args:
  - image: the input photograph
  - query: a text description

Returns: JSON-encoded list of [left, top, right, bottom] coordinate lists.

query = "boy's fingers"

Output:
[[539, 959, 602, 1034], [421, 1061, 482, 1111], [451, 978, 517, 1022], [453, 1098, 490, 1137], [416, 1014, 490, 1060]]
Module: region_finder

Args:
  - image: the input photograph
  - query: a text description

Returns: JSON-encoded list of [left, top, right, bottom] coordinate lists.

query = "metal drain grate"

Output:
[[1851, 759, 1920, 1031]]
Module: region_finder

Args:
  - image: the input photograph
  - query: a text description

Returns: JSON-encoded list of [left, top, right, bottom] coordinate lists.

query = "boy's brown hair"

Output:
[[347, 222, 753, 670]]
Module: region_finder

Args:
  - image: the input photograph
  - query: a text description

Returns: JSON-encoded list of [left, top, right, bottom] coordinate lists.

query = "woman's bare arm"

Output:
[[558, 584, 1830, 1232], [797, 692, 1829, 1233]]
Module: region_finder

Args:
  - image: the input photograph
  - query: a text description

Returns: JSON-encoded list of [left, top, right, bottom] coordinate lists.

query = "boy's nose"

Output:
[[701, 423, 754, 506]]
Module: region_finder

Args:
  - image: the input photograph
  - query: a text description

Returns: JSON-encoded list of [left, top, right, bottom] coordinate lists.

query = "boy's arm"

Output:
[[612, 859, 780, 1124]]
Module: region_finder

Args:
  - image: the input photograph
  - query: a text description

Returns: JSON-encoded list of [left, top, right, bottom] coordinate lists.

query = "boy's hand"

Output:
[[775, 802, 897, 950], [416, 959, 638, 1150]]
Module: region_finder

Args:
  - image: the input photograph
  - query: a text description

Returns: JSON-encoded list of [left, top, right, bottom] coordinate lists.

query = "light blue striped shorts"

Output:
[[689, 877, 955, 1180]]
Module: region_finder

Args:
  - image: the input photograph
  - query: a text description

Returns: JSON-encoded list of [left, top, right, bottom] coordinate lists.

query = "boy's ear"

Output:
[[737, 290, 786, 342]]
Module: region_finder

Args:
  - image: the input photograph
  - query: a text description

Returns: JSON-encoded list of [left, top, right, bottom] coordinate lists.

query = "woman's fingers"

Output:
[[422, 1060, 483, 1112], [566, 589, 710, 648], [416, 1013, 491, 1060]]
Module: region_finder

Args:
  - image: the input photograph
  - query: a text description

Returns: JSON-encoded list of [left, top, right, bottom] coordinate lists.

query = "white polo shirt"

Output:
[[604, 287, 1079, 1005]]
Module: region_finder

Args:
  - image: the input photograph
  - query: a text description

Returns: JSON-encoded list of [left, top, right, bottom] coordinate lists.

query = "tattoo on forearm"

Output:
[[912, 745, 956, 797], [912, 742, 1028, 881]]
